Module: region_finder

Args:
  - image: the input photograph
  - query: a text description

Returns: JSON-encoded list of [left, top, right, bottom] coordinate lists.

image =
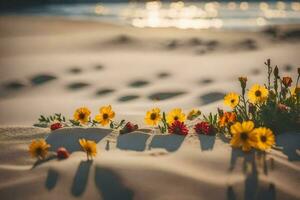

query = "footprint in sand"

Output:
[[187, 38, 203, 46], [148, 91, 186, 101], [198, 78, 214, 85], [67, 82, 90, 90], [68, 67, 82, 74], [112, 34, 135, 45], [165, 39, 179, 50], [282, 29, 300, 40], [118, 95, 140, 102], [199, 91, 226, 106], [95, 88, 115, 97], [195, 46, 207, 55], [251, 68, 261, 75], [2, 80, 26, 90], [206, 40, 219, 51], [236, 39, 257, 50], [30, 74, 57, 85], [157, 72, 171, 79], [263, 26, 279, 38], [284, 64, 293, 72], [94, 64, 104, 71], [128, 80, 149, 88]]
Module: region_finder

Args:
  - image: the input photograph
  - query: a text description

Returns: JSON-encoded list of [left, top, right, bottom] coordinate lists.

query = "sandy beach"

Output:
[[0, 15, 299, 200]]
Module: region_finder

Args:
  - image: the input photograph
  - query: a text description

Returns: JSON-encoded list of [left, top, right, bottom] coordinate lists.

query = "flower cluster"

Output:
[[220, 59, 299, 151], [29, 138, 98, 162], [33, 60, 299, 154], [34, 105, 132, 134], [230, 121, 275, 152], [144, 107, 213, 136]]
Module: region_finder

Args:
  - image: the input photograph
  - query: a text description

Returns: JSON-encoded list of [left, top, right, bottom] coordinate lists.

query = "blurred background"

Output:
[[1, 1, 300, 30], [0, 1, 299, 126]]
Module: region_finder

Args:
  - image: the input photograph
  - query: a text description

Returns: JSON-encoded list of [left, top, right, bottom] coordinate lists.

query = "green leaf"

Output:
[[110, 122, 114, 129], [33, 123, 49, 128], [69, 119, 80, 126]]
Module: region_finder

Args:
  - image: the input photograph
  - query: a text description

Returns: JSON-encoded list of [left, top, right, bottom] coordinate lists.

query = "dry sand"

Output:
[[0, 16, 299, 200]]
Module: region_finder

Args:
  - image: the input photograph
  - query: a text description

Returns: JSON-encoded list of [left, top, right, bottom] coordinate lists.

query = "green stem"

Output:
[[242, 95, 248, 119]]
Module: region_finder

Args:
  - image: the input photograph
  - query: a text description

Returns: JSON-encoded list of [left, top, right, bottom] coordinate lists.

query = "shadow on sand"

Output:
[[71, 160, 93, 197], [46, 128, 111, 153], [198, 135, 216, 151], [228, 149, 276, 200], [150, 134, 185, 152], [117, 131, 150, 152], [95, 167, 134, 200], [116, 132, 185, 152], [275, 132, 300, 161], [45, 168, 59, 190], [198, 91, 225, 106]]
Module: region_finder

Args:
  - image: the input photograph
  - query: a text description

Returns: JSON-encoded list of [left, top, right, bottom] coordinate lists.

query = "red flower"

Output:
[[56, 147, 69, 159], [168, 121, 189, 135], [120, 122, 138, 134], [194, 122, 214, 135], [282, 77, 292, 87], [50, 122, 62, 131]]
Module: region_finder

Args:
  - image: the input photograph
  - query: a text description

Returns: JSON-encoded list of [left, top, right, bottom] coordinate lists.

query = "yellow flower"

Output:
[[166, 108, 186, 125], [248, 84, 269, 104], [224, 93, 239, 108], [29, 139, 51, 160], [291, 87, 300, 97], [144, 107, 161, 126], [79, 139, 97, 160], [230, 121, 257, 152], [95, 105, 115, 126], [254, 127, 275, 151], [187, 109, 201, 120], [74, 107, 91, 124]]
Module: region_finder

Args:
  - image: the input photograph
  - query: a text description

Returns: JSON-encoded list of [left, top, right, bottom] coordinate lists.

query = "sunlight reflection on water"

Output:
[[14, 1, 300, 30]]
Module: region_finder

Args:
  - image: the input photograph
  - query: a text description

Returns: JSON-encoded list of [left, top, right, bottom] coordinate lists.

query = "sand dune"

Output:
[[0, 127, 299, 200], [0, 16, 299, 200]]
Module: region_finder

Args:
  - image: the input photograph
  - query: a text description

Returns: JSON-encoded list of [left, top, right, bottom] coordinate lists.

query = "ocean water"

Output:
[[8, 1, 300, 30]]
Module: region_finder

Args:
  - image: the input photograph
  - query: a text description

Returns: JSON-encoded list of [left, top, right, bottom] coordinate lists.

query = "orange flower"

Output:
[[219, 112, 236, 127], [282, 77, 292, 88]]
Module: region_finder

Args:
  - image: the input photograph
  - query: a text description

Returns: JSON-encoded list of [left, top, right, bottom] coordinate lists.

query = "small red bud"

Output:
[[57, 147, 69, 159], [50, 122, 62, 131]]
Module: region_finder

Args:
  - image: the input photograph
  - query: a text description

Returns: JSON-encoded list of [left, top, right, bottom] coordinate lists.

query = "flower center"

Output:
[[174, 127, 181, 134], [255, 90, 262, 97], [174, 116, 179, 121], [35, 147, 42, 155], [240, 132, 248, 141], [103, 113, 109, 120], [86, 147, 92, 153], [150, 113, 157, 120], [231, 99, 235, 103], [260, 135, 267, 143], [79, 113, 86, 120], [224, 118, 229, 123]]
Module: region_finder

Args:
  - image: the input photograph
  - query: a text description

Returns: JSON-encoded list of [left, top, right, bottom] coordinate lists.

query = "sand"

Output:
[[0, 16, 299, 200]]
